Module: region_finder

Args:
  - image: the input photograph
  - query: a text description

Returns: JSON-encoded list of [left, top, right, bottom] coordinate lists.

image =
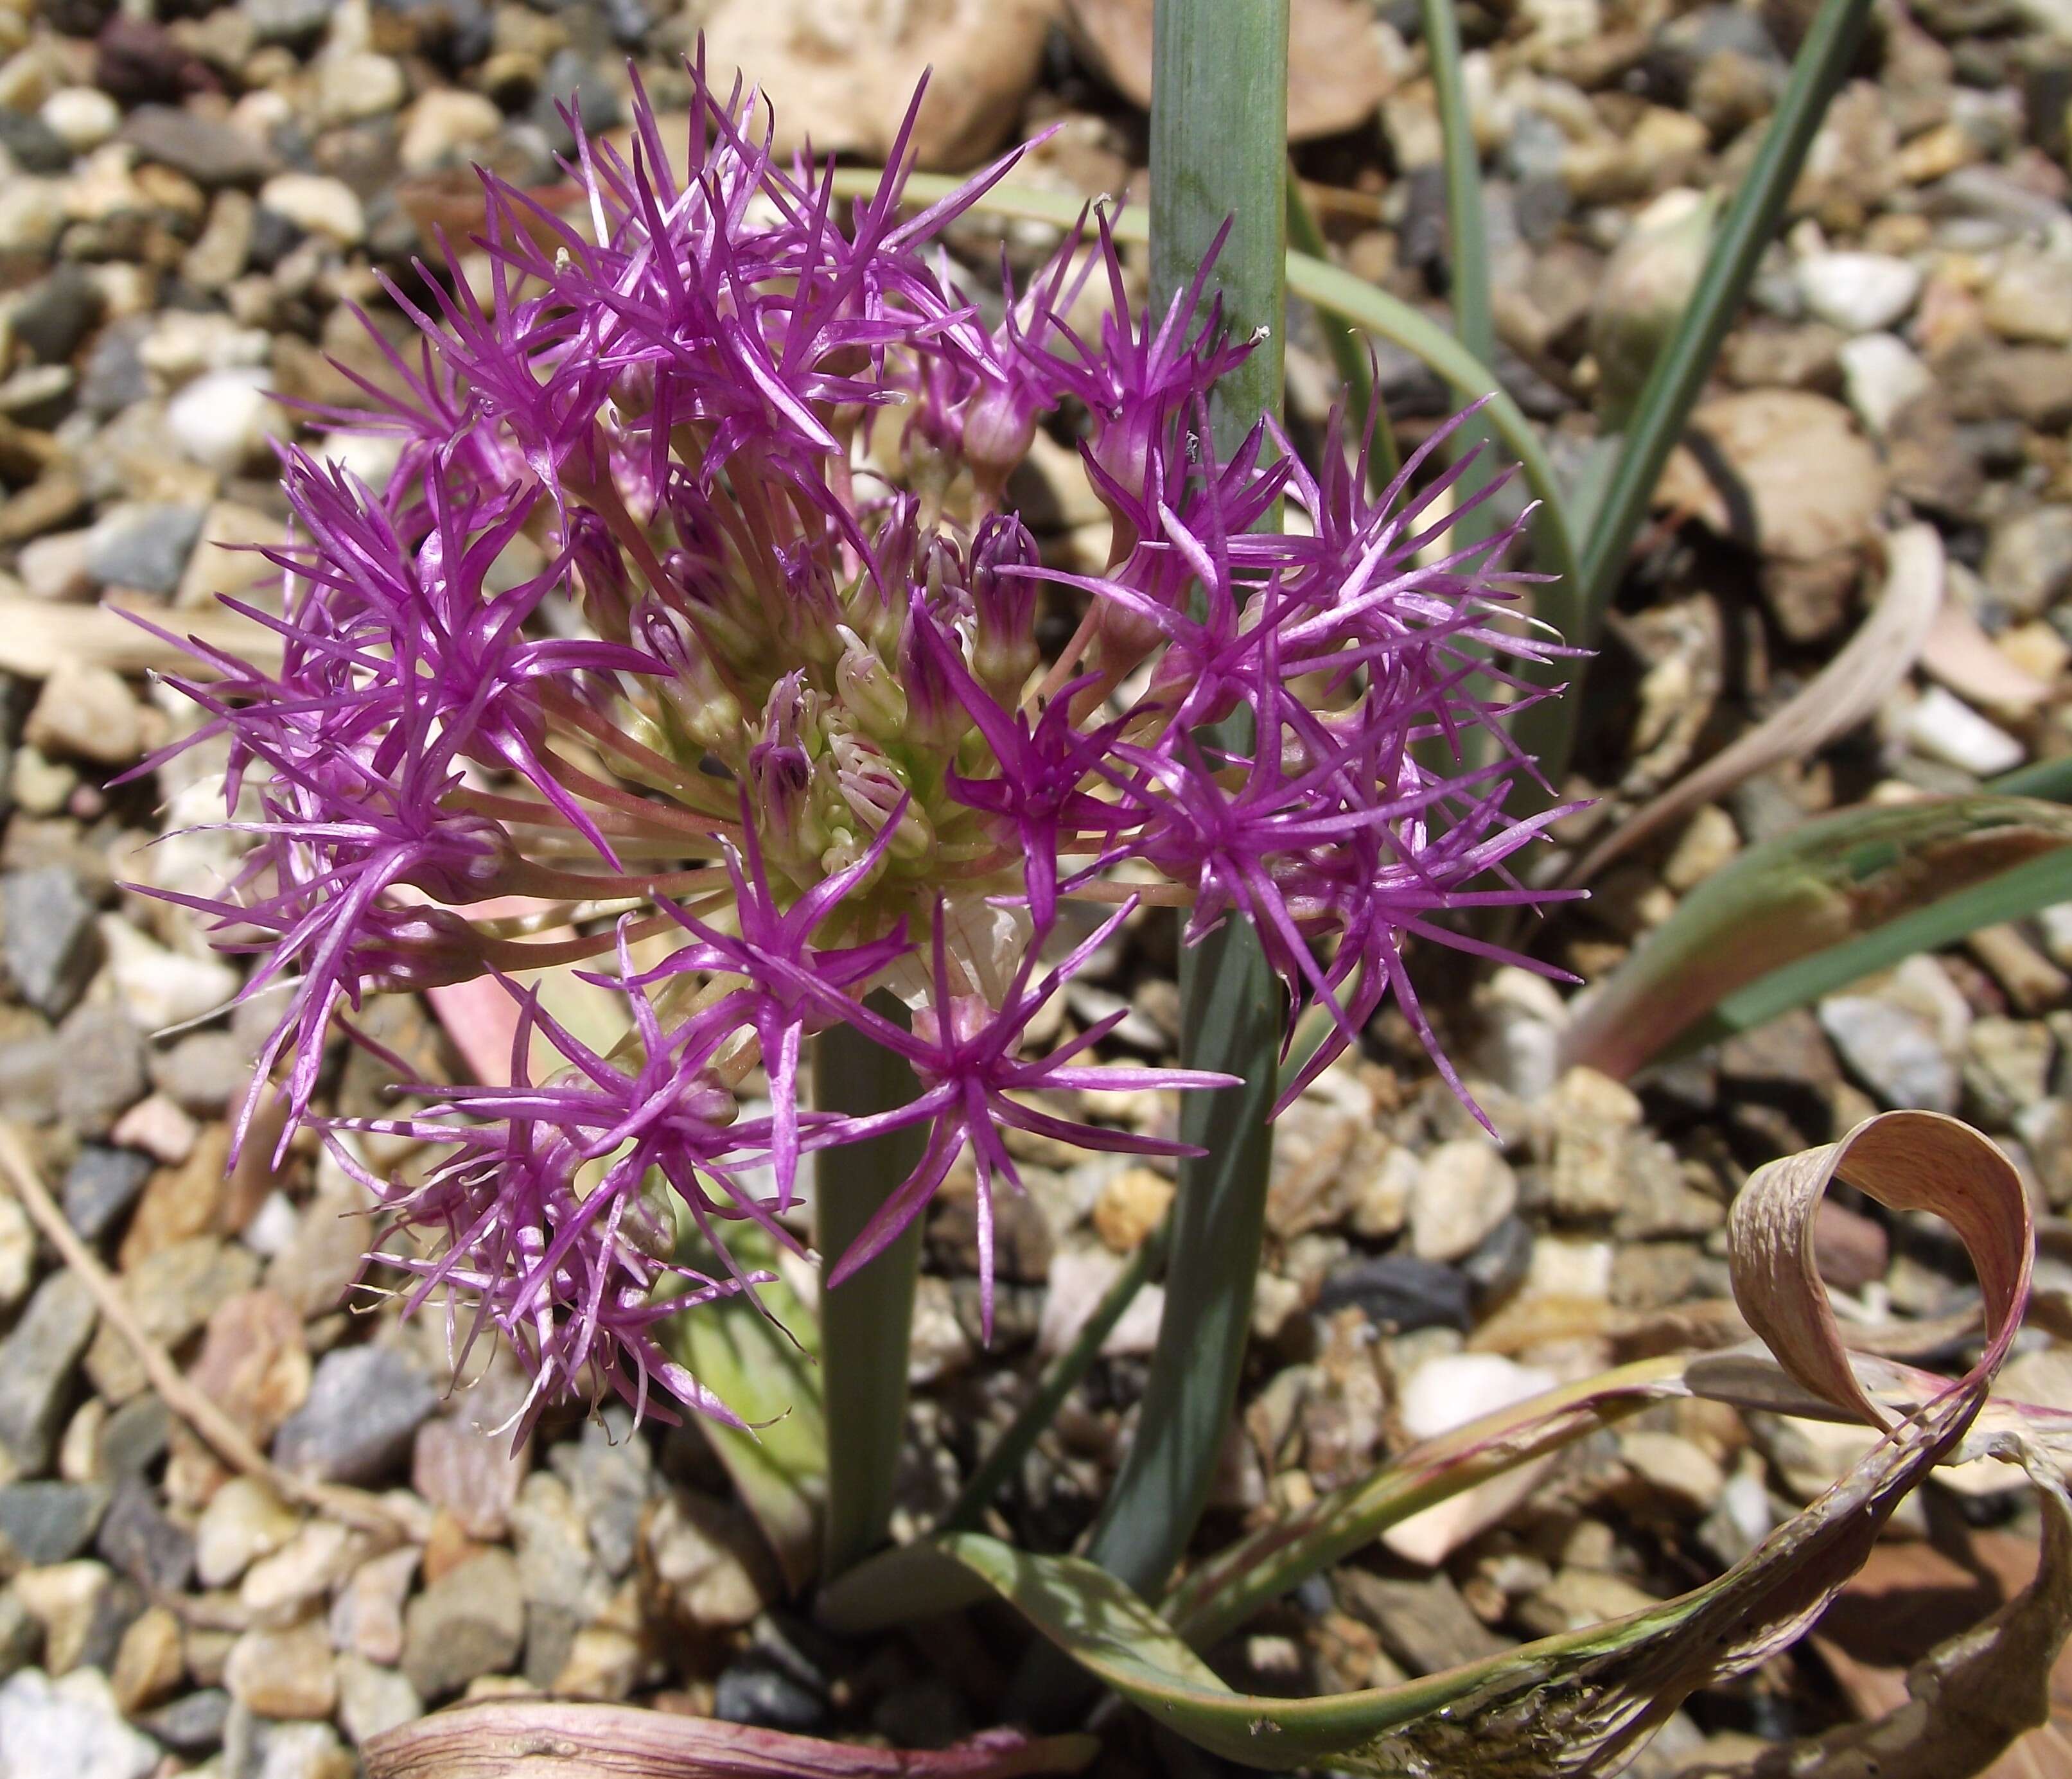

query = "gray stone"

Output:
[[1313, 1255, 1472, 1334], [3, 868, 101, 1019], [715, 1659, 827, 1733], [97, 1396, 170, 1478], [240, 0, 331, 44], [1818, 995, 1960, 1113], [85, 504, 205, 598], [0, 1483, 110, 1565], [0, 1273, 96, 1475], [0, 111, 70, 176], [547, 1407, 650, 1579], [0, 1667, 160, 1779], [62, 1146, 152, 1244], [335, 1651, 422, 1745], [10, 267, 104, 367], [146, 1031, 253, 1115], [510, 1473, 609, 1623], [272, 1345, 437, 1485], [76, 321, 150, 419], [119, 105, 276, 186], [53, 1004, 148, 1138], [0, 1026, 64, 1126], [1339, 1568, 1512, 1675], [1460, 1214, 1534, 1307], [138, 1687, 230, 1756], [95, 1477, 194, 1592], [401, 1548, 525, 1699], [531, 51, 623, 153], [1983, 506, 2072, 620]]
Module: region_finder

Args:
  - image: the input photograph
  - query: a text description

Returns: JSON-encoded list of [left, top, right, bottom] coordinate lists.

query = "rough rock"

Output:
[[697, 0, 1056, 167], [0, 1274, 98, 1476], [643, 1487, 771, 1631], [3, 868, 101, 1019], [1408, 1141, 1519, 1264], [224, 1616, 337, 1719], [0, 1482, 110, 1566], [400, 1548, 525, 1699], [272, 1345, 438, 1485]]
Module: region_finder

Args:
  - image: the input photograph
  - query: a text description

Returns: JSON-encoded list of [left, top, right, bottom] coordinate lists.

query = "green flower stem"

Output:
[[815, 999, 927, 1580], [1078, 0, 1290, 1606]]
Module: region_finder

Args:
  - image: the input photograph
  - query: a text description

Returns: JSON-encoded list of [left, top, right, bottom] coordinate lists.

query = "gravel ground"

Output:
[[0, 1, 2069, 1775]]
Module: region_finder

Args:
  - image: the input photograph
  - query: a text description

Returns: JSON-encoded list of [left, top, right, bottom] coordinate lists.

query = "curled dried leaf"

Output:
[[364, 1702, 1095, 1779], [1728, 1110, 2030, 1432]]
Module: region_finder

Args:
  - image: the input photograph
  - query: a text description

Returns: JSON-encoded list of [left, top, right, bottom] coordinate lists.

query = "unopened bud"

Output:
[[365, 907, 489, 992], [961, 378, 1036, 480], [967, 515, 1040, 702], [401, 815, 518, 904], [835, 626, 909, 741]]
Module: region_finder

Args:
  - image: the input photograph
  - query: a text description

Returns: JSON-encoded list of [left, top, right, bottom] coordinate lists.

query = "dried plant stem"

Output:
[[0, 1120, 412, 1540]]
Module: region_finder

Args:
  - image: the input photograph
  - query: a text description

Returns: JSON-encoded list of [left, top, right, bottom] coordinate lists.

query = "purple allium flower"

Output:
[[150, 57, 1578, 1425]]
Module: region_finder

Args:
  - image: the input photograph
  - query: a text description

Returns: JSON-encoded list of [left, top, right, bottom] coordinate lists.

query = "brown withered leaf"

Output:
[[1807, 1524, 2072, 1779], [366, 1703, 1095, 1779]]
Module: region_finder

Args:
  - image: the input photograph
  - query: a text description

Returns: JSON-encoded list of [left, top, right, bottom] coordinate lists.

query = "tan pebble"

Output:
[[225, 1615, 338, 1719], [1090, 1167, 1173, 1253], [110, 1604, 185, 1713]]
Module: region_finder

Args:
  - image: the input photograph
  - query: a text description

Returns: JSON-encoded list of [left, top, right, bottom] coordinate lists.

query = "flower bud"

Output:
[[961, 378, 1036, 482], [566, 507, 634, 642], [401, 814, 519, 904], [640, 603, 745, 758], [967, 515, 1040, 703], [832, 735, 931, 868], [364, 906, 491, 992], [750, 674, 829, 866], [898, 601, 973, 753], [836, 625, 909, 741]]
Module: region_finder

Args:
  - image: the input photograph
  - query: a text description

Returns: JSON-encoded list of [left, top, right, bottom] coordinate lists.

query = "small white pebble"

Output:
[[1838, 331, 1933, 437], [1796, 250, 1922, 334], [1399, 1353, 1556, 1442], [39, 85, 119, 152], [1899, 685, 2025, 776]]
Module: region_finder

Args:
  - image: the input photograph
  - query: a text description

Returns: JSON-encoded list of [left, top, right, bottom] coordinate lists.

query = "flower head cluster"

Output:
[[154, 66, 1574, 1428]]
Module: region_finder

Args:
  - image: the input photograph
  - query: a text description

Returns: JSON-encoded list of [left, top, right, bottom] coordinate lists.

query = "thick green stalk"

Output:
[[1079, 0, 1290, 1605], [815, 1002, 927, 1579]]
